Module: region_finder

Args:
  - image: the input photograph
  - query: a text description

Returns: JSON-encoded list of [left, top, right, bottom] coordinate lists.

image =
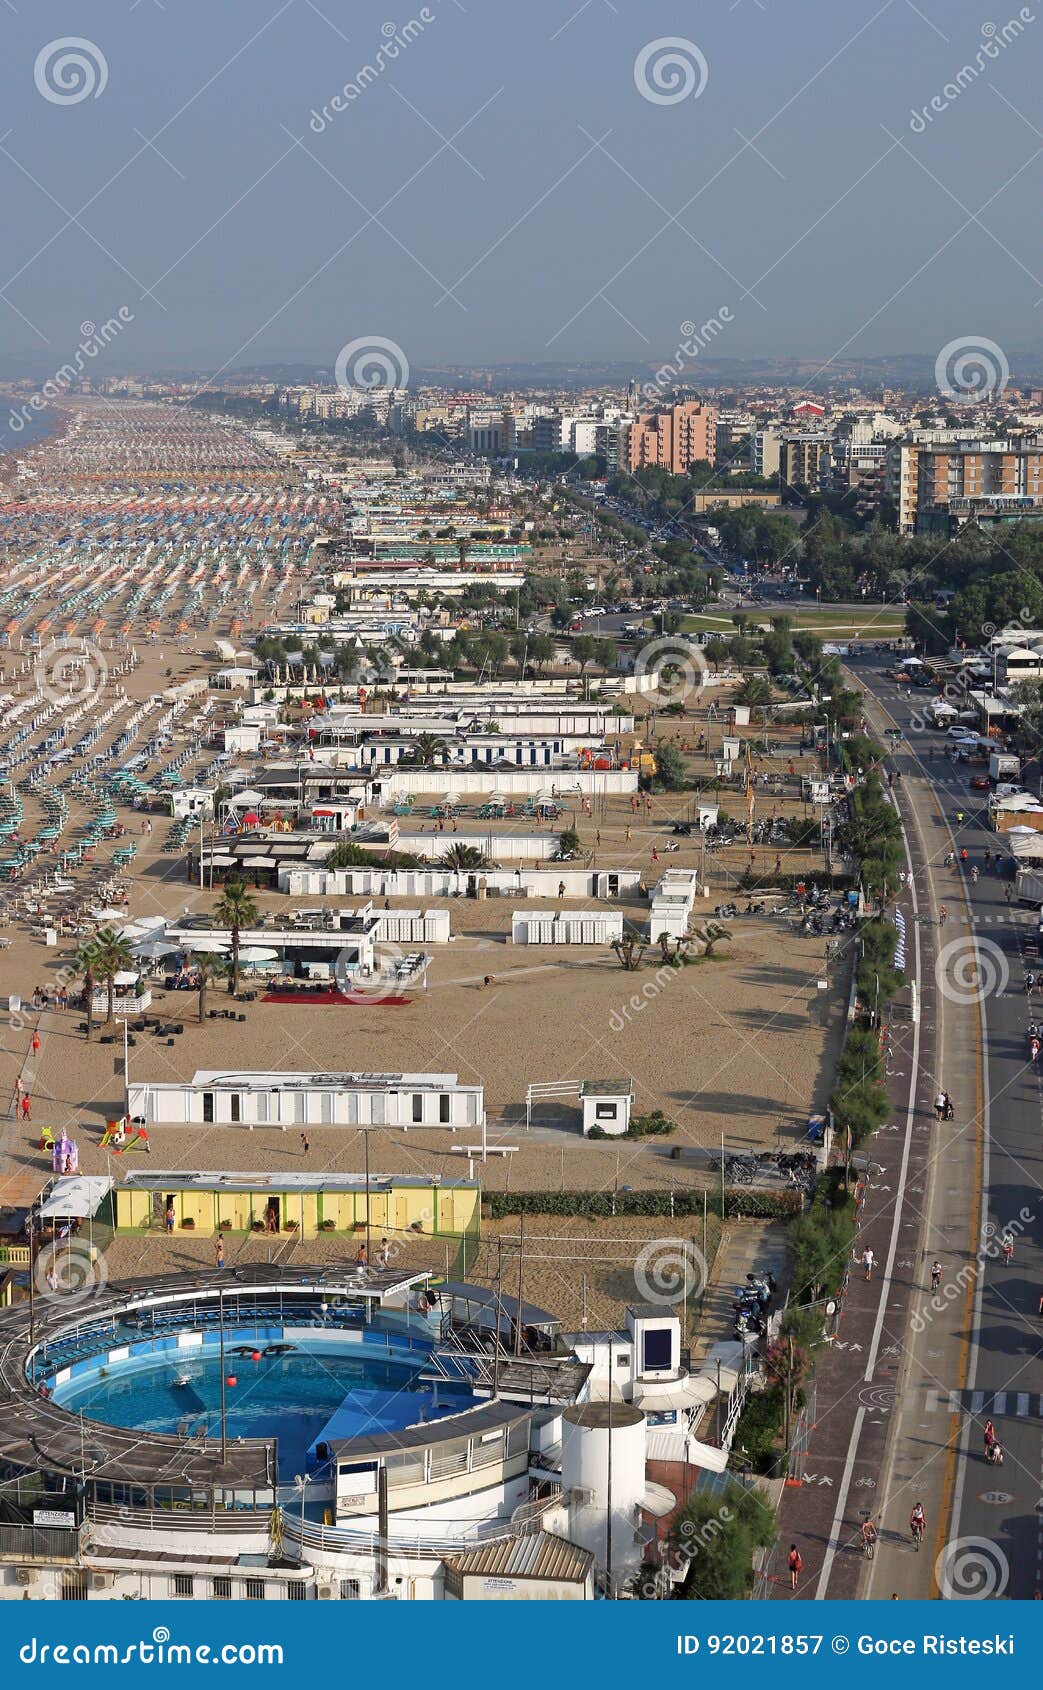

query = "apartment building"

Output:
[[750, 427, 782, 478], [624, 401, 717, 474], [886, 434, 1043, 533], [779, 434, 833, 492]]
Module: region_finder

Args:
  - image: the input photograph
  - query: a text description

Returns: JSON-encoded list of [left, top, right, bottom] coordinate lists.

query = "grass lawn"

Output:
[[678, 606, 907, 639]]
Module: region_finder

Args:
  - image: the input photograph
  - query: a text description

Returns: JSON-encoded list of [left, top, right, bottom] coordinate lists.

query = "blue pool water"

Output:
[[51, 1338, 474, 1474]]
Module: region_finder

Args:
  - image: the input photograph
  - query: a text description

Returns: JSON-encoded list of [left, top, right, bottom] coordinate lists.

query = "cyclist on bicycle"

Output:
[[862, 1517, 878, 1555], [931, 1260, 942, 1292], [910, 1502, 926, 1546]]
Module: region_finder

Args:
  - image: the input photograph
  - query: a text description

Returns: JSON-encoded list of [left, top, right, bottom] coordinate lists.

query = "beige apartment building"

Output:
[[625, 401, 717, 474], [778, 435, 832, 492], [886, 435, 1043, 532]]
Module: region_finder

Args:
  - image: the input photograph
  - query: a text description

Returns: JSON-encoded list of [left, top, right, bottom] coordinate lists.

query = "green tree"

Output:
[[406, 732, 448, 768], [442, 843, 490, 871], [693, 922, 731, 956], [214, 881, 259, 996], [90, 929, 135, 1027], [190, 952, 229, 1026], [652, 740, 688, 790], [75, 938, 98, 1042], [572, 634, 597, 674], [528, 634, 555, 672], [667, 1482, 776, 1600], [736, 676, 773, 708], [611, 932, 650, 971]]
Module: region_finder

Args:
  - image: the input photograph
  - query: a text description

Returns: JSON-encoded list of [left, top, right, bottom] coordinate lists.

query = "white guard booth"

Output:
[[580, 1080, 634, 1137]]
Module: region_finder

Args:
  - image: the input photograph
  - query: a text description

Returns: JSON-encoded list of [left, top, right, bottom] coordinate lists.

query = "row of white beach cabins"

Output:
[[126, 1069, 635, 1137], [147, 870, 702, 977]]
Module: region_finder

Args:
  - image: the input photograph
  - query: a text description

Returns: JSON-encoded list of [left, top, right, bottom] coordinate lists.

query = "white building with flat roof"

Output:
[[127, 1069, 485, 1131]]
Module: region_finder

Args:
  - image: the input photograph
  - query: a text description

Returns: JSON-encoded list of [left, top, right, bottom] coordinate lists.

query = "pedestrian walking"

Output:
[[215, 1238, 225, 1270], [20, 1093, 31, 1122], [1001, 1231, 1014, 1265], [787, 1544, 803, 1591], [300, 1132, 309, 1156], [861, 1245, 875, 1281], [378, 1237, 390, 1269], [939, 903, 948, 927]]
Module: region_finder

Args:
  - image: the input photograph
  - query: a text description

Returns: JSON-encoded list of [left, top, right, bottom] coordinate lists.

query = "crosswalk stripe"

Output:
[[933, 1389, 1043, 1418]]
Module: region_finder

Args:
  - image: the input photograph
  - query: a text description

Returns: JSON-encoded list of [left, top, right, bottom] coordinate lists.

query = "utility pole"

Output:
[[514, 1213, 525, 1358]]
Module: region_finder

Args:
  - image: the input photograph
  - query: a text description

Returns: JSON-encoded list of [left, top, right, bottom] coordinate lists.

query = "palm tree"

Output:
[[736, 676, 773, 709], [75, 939, 98, 1042], [693, 922, 732, 957], [190, 952, 229, 1025], [407, 732, 448, 768], [442, 843, 490, 872], [611, 932, 649, 972], [91, 928, 135, 1026], [214, 880, 259, 996]]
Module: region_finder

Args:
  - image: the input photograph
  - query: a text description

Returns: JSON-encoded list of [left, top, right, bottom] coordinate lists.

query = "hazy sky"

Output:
[[1, 0, 1041, 377]]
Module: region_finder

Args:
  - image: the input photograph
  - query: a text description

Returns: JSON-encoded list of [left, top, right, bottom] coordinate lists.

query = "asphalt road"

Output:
[[852, 657, 1043, 1600]]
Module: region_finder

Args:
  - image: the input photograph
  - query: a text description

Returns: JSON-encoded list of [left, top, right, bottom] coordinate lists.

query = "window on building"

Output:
[[212, 1577, 232, 1600], [230, 1094, 241, 1124], [412, 1093, 423, 1124], [340, 1579, 361, 1601], [202, 1092, 214, 1124], [286, 1582, 307, 1601], [244, 1578, 266, 1601], [173, 1575, 194, 1598], [320, 1093, 333, 1124]]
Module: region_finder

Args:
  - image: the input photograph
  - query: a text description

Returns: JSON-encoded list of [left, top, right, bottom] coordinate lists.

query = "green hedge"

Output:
[[485, 1187, 803, 1221], [728, 1384, 788, 1475], [786, 1169, 856, 1303]]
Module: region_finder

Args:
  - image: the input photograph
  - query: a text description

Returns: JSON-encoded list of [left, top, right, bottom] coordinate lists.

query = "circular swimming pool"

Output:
[[49, 1331, 476, 1475]]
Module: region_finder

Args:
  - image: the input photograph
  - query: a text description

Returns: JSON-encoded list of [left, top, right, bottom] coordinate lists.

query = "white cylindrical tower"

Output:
[[561, 1402, 646, 1584]]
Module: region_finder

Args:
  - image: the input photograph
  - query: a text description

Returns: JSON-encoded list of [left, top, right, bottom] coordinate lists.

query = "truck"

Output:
[[989, 751, 1021, 783]]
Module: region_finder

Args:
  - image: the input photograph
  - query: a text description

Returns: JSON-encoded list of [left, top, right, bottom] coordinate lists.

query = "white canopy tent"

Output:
[[39, 1176, 112, 1221]]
